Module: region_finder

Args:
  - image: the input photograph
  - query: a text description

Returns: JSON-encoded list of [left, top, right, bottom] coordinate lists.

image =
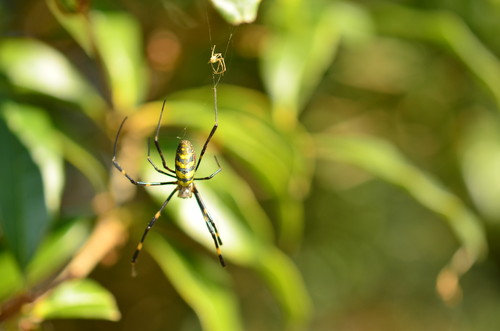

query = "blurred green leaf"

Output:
[[373, 3, 500, 110], [47, 3, 147, 110], [316, 133, 487, 264], [58, 130, 108, 192], [460, 112, 500, 221], [261, 1, 372, 128], [257, 248, 311, 330], [46, 0, 94, 55], [31, 278, 120, 321], [0, 219, 89, 302], [0, 250, 24, 302], [210, 0, 262, 25], [27, 219, 90, 286], [92, 12, 147, 110], [0, 117, 49, 271], [0, 38, 105, 121], [2, 103, 64, 214], [147, 232, 243, 331]]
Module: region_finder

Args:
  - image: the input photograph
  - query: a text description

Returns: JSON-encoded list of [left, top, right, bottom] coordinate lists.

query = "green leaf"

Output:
[[210, 0, 262, 25], [261, 1, 372, 127], [92, 12, 147, 110], [316, 133, 487, 264], [31, 278, 120, 321], [0, 219, 89, 302], [256, 248, 311, 330], [0, 250, 24, 302], [58, 130, 108, 192], [47, 5, 147, 110], [372, 3, 500, 110], [0, 38, 105, 121], [26, 219, 90, 286], [46, 0, 95, 55], [2, 102, 64, 214], [147, 232, 243, 331], [0, 117, 49, 271]]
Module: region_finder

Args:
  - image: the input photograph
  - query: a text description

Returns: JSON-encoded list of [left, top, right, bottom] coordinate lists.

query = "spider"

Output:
[[208, 45, 226, 75], [112, 99, 225, 273]]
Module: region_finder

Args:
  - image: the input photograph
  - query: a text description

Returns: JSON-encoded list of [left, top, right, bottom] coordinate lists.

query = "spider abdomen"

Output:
[[175, 140, 196, 198]]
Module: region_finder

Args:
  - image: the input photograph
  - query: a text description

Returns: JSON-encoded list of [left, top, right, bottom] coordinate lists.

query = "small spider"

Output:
[[208, 45, 226, 75]]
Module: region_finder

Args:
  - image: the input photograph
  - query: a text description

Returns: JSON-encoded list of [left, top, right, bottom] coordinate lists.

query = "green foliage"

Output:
[[147, 232, 243, 331], [32, 279, 120, 321], [0, 114, 49, 271], [316, 134, 487, 263], [1, 0, 500, 330]]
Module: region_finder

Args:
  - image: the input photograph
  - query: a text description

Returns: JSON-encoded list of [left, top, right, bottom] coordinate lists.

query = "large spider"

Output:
[[112, 99, 225, 273]]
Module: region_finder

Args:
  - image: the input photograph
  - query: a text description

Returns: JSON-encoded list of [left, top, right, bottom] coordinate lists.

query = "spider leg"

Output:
[[147, 137, 176, 178], [131, 187, 179, 276], [195, 156, 221, 180], [215, 56, 225, 75], [210, 62, 219, 74], [193, 185, 225, 267], [153, 100, 176, 173], [219, 58, 226, 74], [195, 86, 219, 171], [113, 117, 177, 186]]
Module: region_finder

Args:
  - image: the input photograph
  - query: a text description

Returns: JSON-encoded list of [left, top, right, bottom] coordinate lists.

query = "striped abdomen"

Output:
[[175, 140, 196, 198]]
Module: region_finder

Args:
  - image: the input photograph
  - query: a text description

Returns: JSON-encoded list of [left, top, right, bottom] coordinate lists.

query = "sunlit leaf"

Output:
[[211, 0, 262, 25], [31, 278, 120, 321], [316, 133, 488, 263], [0, 117, 49, 271], [146, 232, 243, 331]]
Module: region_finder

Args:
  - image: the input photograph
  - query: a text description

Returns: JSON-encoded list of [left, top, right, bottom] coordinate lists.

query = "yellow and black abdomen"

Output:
[[175, 140, 196, 198]]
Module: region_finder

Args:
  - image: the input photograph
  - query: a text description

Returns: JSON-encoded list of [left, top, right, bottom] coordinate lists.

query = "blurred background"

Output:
[[1, 0, 500, 330]]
